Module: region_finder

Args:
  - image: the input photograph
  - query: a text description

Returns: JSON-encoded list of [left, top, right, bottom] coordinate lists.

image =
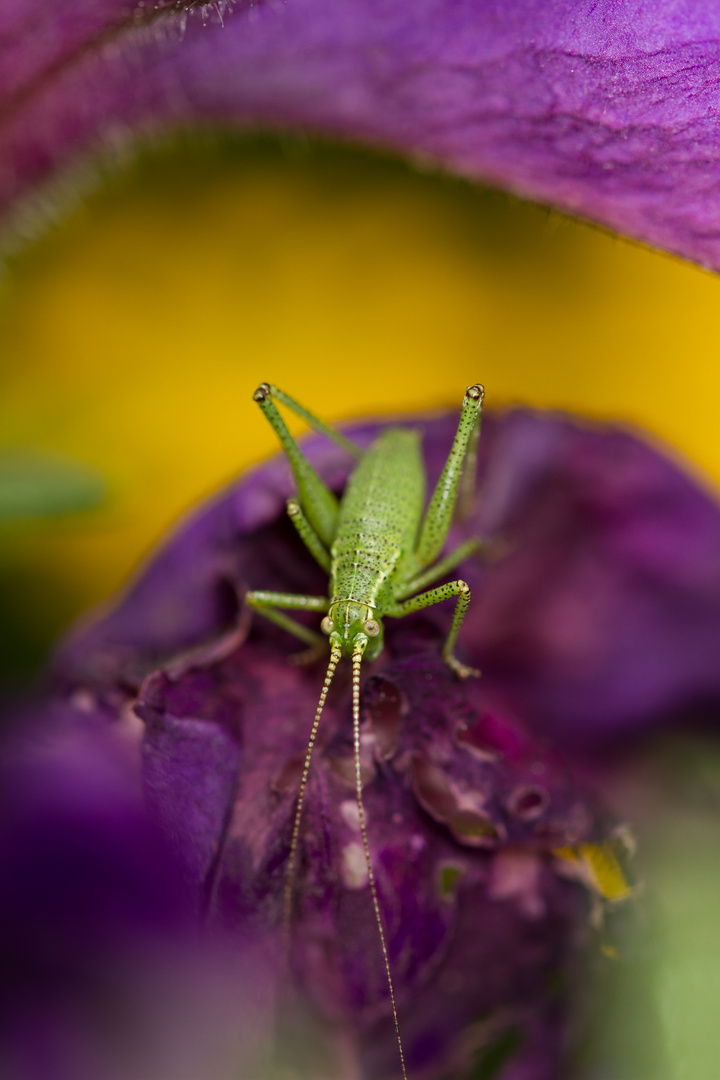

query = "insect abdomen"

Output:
[[330, 428, 425, 607]]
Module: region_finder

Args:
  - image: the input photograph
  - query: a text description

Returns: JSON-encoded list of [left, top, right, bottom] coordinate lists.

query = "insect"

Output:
[[246, 382, 485, 1079]]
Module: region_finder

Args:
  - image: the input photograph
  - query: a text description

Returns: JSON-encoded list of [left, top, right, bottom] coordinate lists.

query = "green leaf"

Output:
[[0, 450, 106, 520]]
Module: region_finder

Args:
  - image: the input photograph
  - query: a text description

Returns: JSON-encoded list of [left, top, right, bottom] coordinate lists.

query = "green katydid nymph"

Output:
[[246, 383, 485, 1079]]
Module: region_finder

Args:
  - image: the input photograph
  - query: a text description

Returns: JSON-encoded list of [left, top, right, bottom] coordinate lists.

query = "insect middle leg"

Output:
[[386, 580, 479, 679], [285, 498, 331, 573], [245, 589, 330, 663]]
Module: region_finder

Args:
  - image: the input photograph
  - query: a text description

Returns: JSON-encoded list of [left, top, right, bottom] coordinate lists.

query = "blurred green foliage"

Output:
[[0, 451, 105, 695], [0, 450, 105, 520]]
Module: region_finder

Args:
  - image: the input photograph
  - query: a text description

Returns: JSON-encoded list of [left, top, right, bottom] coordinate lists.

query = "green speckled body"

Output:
[[249, 380, 484, 671], [330, 428, 424, 612], [248, 382, 485, 1080]]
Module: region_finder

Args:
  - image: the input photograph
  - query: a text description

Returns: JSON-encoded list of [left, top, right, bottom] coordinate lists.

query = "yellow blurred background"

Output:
[[1, 135, 719, 676], [2, 134, 720, 1079]]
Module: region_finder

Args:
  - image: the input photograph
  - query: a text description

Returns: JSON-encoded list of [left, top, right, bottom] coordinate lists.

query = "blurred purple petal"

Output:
[[1, 2, 720, 268], [469, 410, 720, 743], [0, 700, 278, 1080]]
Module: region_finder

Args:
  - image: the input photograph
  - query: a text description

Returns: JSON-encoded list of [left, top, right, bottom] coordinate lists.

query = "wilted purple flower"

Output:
[[1, 2, 720, 269], [8, 404, 716, 1079]]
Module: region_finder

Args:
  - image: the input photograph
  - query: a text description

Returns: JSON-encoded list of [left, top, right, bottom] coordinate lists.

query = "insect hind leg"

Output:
[[414, 383, 484, 569], [268, 384, 364, 460], [253, 384, 339, 547]]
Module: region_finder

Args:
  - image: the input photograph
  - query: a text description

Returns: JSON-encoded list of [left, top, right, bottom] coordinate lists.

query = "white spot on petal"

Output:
[[70, 689, 96, 713], [488, 850, 544, 919], [342, 842, 369, 889], [340, 800, 361, 831], [410, 833, 426, 855]]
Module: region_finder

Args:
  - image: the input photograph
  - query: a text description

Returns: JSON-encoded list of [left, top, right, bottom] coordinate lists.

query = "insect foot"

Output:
[[445, 655, 481, 680]]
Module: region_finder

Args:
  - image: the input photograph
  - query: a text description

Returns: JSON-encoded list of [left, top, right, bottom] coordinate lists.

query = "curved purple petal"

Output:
[[1, 1, 720, 269]]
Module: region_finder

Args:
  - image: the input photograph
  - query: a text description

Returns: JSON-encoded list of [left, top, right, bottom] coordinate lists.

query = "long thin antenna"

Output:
[[283, 643, 342, 944], [352, 643, 408, 1080]]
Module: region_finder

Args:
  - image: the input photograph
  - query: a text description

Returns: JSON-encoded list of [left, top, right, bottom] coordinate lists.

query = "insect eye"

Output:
[[321, 616, 334, 635], [364, 619, 380, 637]]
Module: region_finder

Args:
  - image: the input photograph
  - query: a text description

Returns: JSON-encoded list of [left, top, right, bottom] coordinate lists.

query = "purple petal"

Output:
[[1, 1, 720, 268], [469, 410, 720, 743], [0, 701, 278, 1080], [132, 633, 597, 1078], [139, 669, 242, 905]]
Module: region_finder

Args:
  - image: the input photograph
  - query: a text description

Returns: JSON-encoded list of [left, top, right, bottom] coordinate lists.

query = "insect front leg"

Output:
[[386, 579, 479, 680], [245, 589, 330, 664]]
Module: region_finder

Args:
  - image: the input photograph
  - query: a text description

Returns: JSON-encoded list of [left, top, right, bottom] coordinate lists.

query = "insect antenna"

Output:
[[352, 641, 408, 1080], [283, 641, 342, 945]]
